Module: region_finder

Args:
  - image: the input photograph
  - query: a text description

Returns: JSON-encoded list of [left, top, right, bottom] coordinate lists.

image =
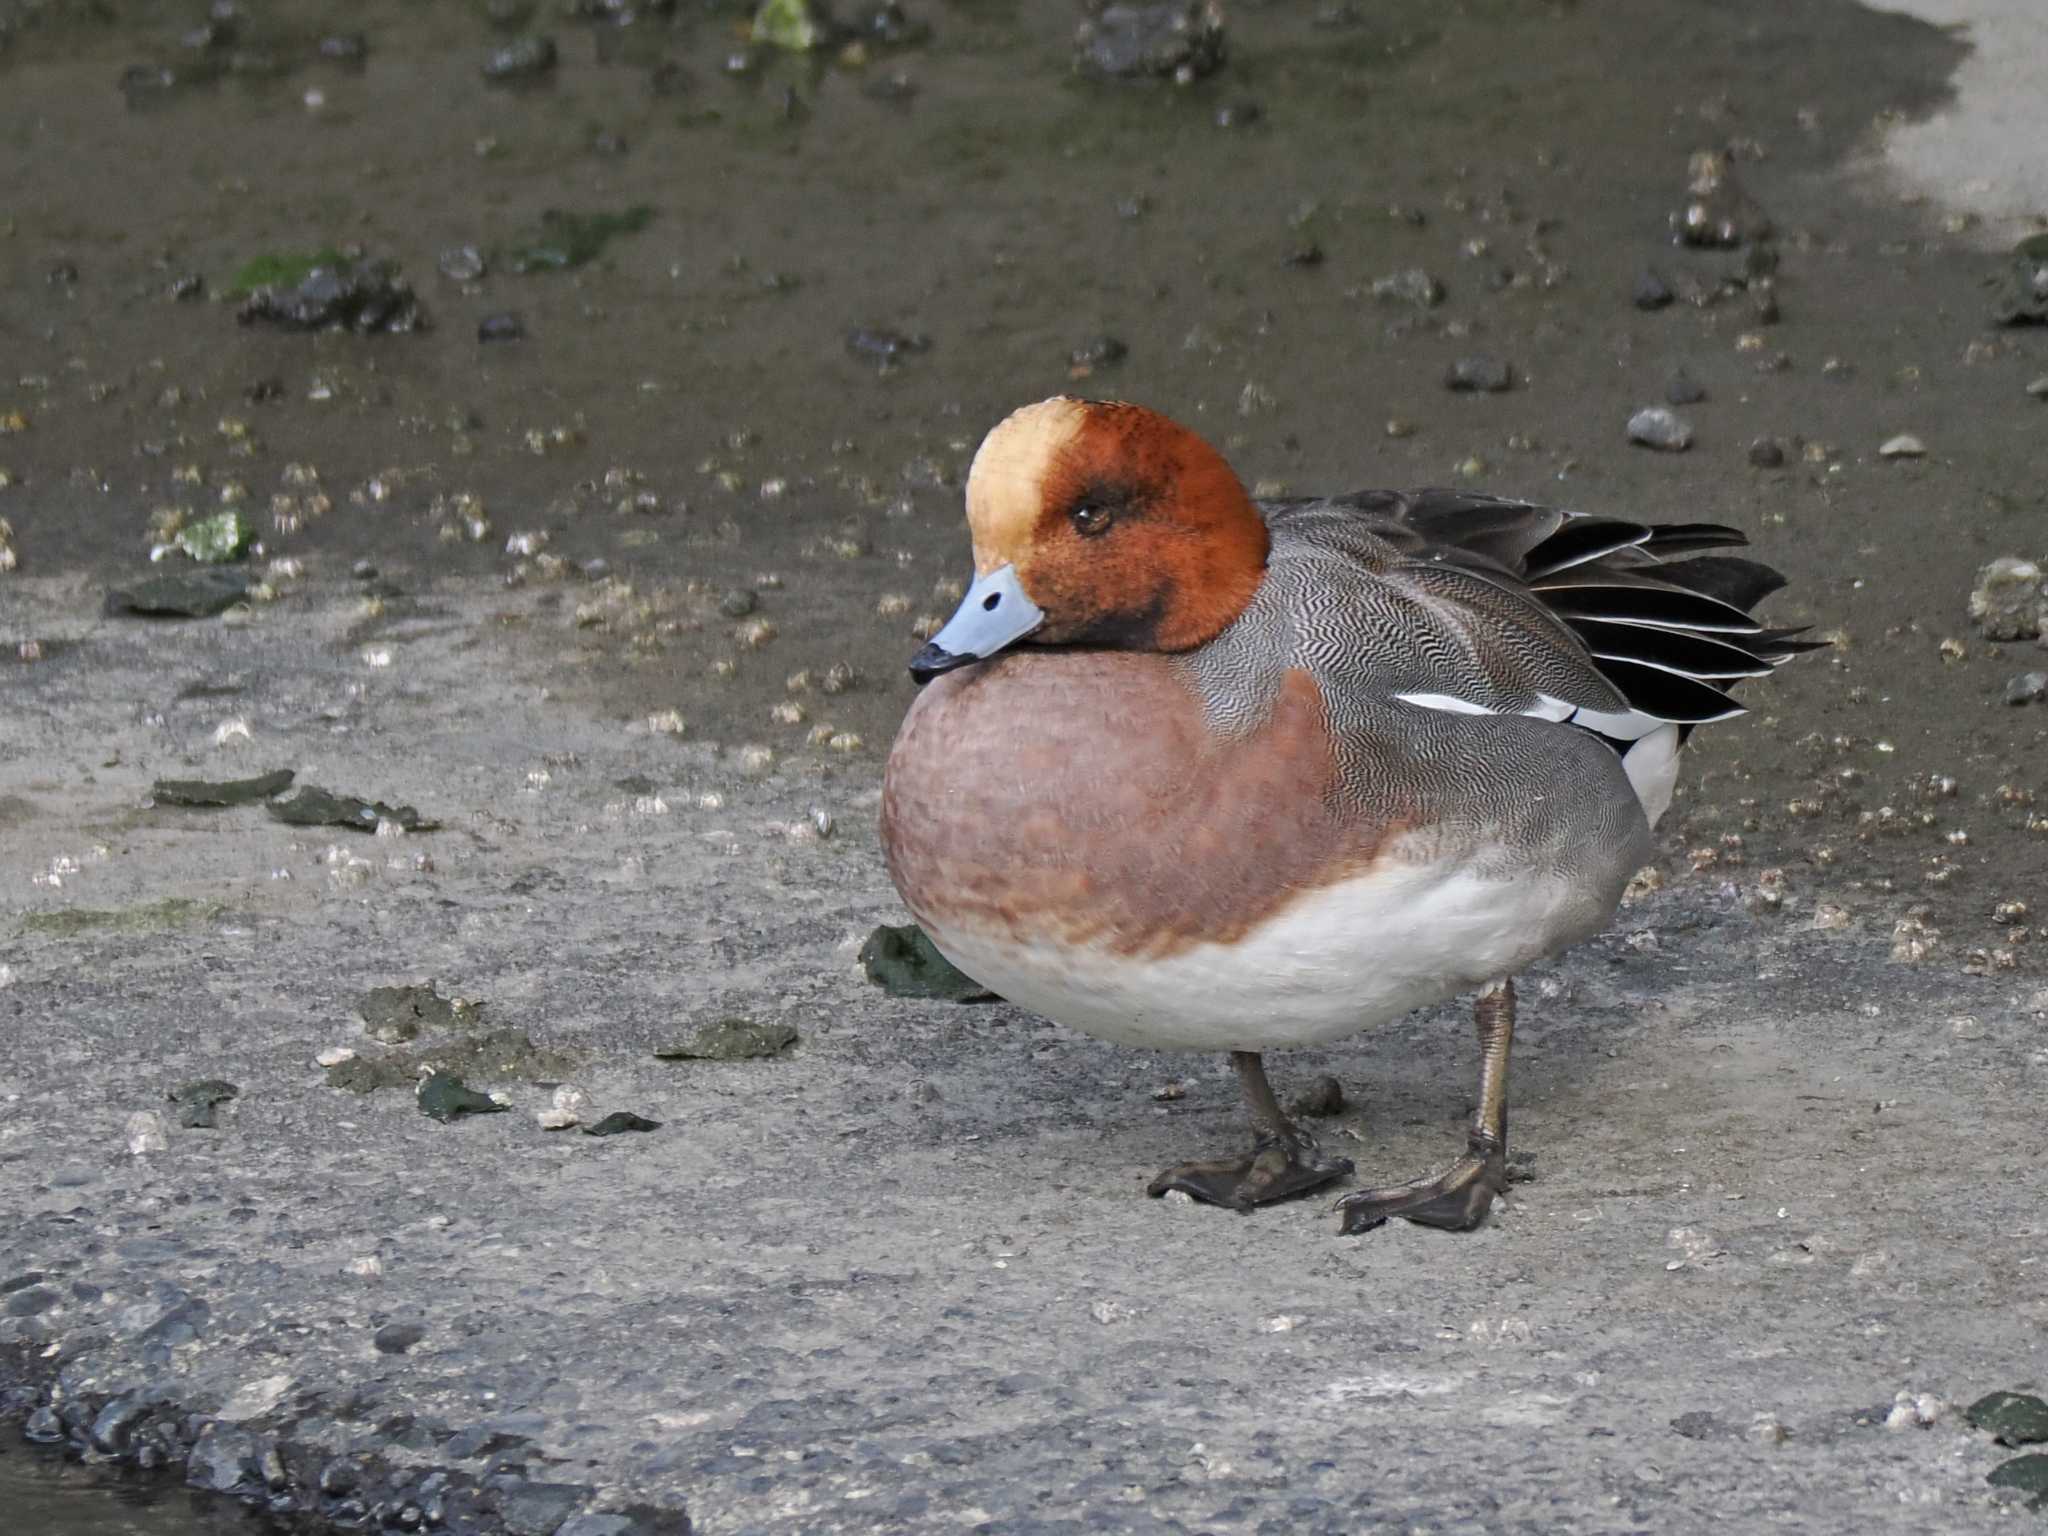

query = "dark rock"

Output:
[[244, 376, 286, 403], [5, 1284, 59, 1317], [23, 1406, 63, 1444], [319, 1458, 361, 1495], [1073, 0, 1225, 82], [1068, 335, 1128, 372], [169, 273, 206, 301], [152, 768, 295, 807], [169, 1078, 240, 1128], [1632, 268, 1674, 310], [584, 1111, 661, 1136], [2005, 672, 2048, 707], [478, 312, 525, 343], [189, 1429, 261, 1495], [374, 1322, 428, 1354], [717, 588, 758, 618], [1281, 242, 1322, 268], [1993, 236, 2048, 327], [502, 207, 654, 273], [358, 982, 474, 1042], [1663, 367, 1706, 406], [1, 1270, 46, 1293], [1445, 355, 1512, 393], [1213, 100, 1260, 129], [1626, 406, 1693, 451], [858, 924, 997, 1001], [557, 1517, 638, 1536], [496, 1481, 589, 1536], [106, 568, 252, 618], [1747, 437, 1785, 468], [1670, 150, 1770, 249], [1670, 1409, 1721, 1439], [483, 36, 557, 82], [318, 33, 368, 64]]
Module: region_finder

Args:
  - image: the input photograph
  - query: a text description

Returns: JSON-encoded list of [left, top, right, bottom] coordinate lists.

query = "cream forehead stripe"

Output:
[[963, 397, 1088, 574]]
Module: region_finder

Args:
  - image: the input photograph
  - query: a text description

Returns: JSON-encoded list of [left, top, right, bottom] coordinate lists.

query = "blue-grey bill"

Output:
[[907, 564, 1046, 684]]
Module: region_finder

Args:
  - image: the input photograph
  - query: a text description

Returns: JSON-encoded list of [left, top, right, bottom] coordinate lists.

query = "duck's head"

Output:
[[909, 397, 1270, 683]]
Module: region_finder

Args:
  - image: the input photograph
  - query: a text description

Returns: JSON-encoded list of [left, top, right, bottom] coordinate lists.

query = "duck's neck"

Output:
[[1152, 475, 1269, 652]]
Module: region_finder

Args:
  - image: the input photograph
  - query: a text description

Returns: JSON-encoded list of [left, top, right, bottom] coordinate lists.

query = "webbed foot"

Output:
[[1149, 1131, 1353, 1211], [1333, 1133, 1506, 1233]]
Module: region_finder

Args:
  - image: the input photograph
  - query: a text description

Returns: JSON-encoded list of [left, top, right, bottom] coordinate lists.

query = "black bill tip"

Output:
[[908, 641, 976, 686]]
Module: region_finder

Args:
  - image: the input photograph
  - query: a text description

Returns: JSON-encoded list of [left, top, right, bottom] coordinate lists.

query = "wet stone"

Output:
[[1069, 334, 1129, 372], [2006, 672, 2048, 706], [1371, 268, 1444, 309], [416, 1071, 507, 1123], [439, 245, 487, 282], [1073, 0, 1224, 82], [237, 257, 425, 334], [860, 923, 998, 1001], [106, 567, 252, 618], [4, 1285, 59, 1317], [189, 1430, 261, 1495], [152, 767, 295, 807], [1878, 433, 1925, 458], [846, 326, 929, 367], [1663, 367, 1706, 406], [1445, 355, 1512, 393], [169, 1078, 240, 1129], [1627, 406, 1693, 451], [89, 1394, 151, 1453], [1632, 268, 1675, 310], [269, 785, 439, 832], [584, 1111, 661, 1136], [1747, 437, 1786, 468], [718, 587, 758, 618], [655, 1018, 799, 1060], [359, 982, 474, 1043], [497, 1482, 589, 1536], [478, 311, 525, 343], [482, 35, 557, 82]]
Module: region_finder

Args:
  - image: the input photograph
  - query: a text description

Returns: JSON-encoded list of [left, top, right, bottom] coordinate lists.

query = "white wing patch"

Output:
[[1394, 690, 1703, 826]]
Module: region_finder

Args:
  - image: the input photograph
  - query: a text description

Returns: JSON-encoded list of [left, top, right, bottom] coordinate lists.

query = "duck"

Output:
[[879, 397, 1811, 1234]]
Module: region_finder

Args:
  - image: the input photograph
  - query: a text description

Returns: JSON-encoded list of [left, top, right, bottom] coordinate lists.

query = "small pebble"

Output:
[[477, 312, 524, 343], [1877, 433, 1925, 458], [2028, 375, 2048, 400], [1632, 268, 1674, 310], [439, 246, 487, 282], [1445, 355, 1512, 393], [1627, 407, 1693, 451], [2006, 672, 2048, 706], [718, 588, 758, 618], [1747, 438, 1785, 468], [125, 1111, 169, 1156], [482, 35, 556, 82], [315, 1045, 356, 1068], [1664, 367, 1706, 406]]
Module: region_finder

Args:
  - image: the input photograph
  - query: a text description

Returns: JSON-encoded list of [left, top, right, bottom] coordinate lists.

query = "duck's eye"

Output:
[[1070, 503, 1114, 537]]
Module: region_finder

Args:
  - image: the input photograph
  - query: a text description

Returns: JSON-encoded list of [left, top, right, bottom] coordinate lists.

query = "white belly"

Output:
[[924, 852, 1615, 1052]]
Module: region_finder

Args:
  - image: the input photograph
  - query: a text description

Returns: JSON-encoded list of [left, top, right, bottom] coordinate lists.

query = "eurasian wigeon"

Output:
[[880, 397, 1811, 1234]]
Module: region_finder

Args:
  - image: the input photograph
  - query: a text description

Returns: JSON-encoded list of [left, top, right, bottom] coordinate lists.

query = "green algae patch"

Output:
[[325, 1028, 577, 1095], [152, 768, 295, 807], [23, 898, 224, 937], [170, 1079, 240, 1129], [751, 0, 827, 51], [1970, 1391, 2048, 1448], [859, 923, 996, 1002], [358, 980, 477, 1043], [269, 785, 439, 832], [1988, 1454, 2048, 1510], [584, 1111, 661, 1136], [502, 206, 653, 273], [226, 247, 346, 297], [655, 1018, 798, 1061], [416, 1070, 506, 1123], [174, 509, 255, 564]]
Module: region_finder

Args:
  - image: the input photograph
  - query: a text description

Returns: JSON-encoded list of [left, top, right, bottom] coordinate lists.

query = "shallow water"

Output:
[[0, 1439, 254, 1536]]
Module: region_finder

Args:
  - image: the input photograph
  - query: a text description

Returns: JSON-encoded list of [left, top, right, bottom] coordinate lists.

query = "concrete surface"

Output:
[[3, 572, 2046, 1534]]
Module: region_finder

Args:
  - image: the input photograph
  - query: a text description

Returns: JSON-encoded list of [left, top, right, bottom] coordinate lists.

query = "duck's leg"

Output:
[[1336, 978, 1515, 1235], [1147, 1050, 1354, 1211]]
